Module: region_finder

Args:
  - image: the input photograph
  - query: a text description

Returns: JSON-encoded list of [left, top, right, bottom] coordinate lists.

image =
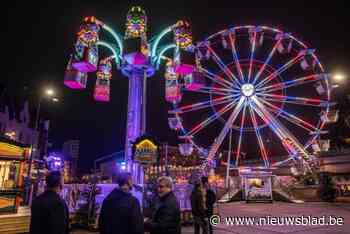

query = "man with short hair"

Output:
[[30, 171, 69, 234], [145, 176, 181, 234], [98, 172, 143, 234], [201, 176, 216, 234]]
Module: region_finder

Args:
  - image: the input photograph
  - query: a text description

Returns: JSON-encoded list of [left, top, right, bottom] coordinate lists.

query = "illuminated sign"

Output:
[[133, 138, 158, 165], [0, 142, 28, 158]]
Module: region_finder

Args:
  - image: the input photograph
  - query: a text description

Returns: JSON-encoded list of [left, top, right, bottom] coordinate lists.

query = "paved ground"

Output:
[[71, 202, 350, 234], [212, 201, 350, 234]]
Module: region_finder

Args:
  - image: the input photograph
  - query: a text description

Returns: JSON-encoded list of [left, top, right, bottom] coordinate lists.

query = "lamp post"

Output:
[[25, 87, 58, 205]]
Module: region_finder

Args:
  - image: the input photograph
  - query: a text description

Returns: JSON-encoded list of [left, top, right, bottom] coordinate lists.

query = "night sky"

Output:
[[4, 1, 350, 173]]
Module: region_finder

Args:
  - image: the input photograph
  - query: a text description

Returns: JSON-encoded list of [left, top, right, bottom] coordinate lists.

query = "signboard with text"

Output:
[[132, 136, 159, 165]]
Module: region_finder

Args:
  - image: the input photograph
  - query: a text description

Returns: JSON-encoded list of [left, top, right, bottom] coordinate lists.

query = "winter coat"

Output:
[[30, 190, 69, 234], [146, 192, 181, 234], [98, 188, 143, 234]]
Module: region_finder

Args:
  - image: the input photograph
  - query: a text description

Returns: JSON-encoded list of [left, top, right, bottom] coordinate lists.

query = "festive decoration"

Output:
[[179, 143, 193, 156], [275, 33, 293, 54], [173, 20, 193, 50], [97, 59, 112, 79], [77, 16, 101, 46], [174, 49, 196, 75], [125, 6, 147, 39], [165, 63, 182, 103], [168, 117, 182, 130], [72, 43, 99, 72], [184, 70, 205, 91], [94, 76, 110, 102], [132, 136, 159, 165], [64, 55, 88, 89]]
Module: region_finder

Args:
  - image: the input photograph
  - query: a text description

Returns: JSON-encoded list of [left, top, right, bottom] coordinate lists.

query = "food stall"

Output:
[[0, 137, 29, 214]]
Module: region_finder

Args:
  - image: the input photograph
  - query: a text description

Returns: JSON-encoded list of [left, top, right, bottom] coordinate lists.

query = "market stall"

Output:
[[0, 137, 29, 214]]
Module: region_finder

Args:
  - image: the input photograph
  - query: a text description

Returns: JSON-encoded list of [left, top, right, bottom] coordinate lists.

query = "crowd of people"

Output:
[[29, 171, 216, 234]]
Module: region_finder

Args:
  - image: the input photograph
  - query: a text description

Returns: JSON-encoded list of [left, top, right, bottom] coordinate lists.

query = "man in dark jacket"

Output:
[[190, 181, 208, 234], [30, 171, 69, 234], [145, 176, 181, 234], [201, 176, 216, 234], [98, 172, 143, 234]]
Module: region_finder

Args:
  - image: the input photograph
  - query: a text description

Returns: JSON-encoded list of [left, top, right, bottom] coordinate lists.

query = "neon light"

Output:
[[96, 41, 120, 66], [102, 24, 123, 55], [228, 32, 245, 82], [252, 38, 282, 85], [135, 139, 157, 150], [207, 45, 241, 87], [235, 101, 247, 167], [256, 54, 303, 89], [151, 26, 173, 60], [247, 30, 257, 82], [198, 67, 235, 89], [156, 44, 176, 69]]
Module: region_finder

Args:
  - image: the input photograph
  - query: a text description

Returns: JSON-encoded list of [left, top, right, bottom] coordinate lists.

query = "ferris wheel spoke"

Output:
[[256, 93, 330, 108], [248, 101, 269, 167], [252, 38, 282, 85], [256, 54, 303, 89], [201, 86, 238, 93], [258, 97, 318, 132], [170, 95, 235, 114], [250, 96, 312, 164], [256, 73, 329, 93], [206, 45, 242, 87], [184, 98, 240, 137], [266, 106, 315, 133], [198, 67, 236, 89], [228, 33, 245, 82], [185, 88, 233, 96], [235, 101, 248, 167], [247, 31, 257, 83], [206, 97, 246, 162]]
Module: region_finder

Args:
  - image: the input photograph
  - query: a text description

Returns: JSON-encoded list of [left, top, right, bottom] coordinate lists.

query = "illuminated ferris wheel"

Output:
[[167, 25, 333, 172]]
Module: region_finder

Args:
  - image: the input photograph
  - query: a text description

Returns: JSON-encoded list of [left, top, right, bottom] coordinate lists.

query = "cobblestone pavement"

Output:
[[71, 202, 350, 234]]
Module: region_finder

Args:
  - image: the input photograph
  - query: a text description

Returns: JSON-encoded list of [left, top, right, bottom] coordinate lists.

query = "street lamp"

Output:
[[333, 73, 346, 82], [52, 97, 59, 102], [46, 88, 54, 97], [26, 87, 59, 205]]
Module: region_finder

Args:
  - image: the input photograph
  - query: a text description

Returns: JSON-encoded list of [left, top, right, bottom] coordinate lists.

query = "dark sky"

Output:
[[4, 1, 350, 173]]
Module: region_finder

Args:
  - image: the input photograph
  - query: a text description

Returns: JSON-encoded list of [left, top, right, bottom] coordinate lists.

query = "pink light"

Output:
[[124, 52, 148, 66], [64, 80, 86, 89], [94, 86, 110, 102], [175, 64, 195, 75], [185, 83, 204, 91], [72, 61, 98, 72]]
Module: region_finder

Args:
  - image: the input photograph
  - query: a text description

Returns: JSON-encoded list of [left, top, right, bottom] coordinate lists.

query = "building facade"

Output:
[[62, 140, 80, 179], [0, 101, 38, 151]]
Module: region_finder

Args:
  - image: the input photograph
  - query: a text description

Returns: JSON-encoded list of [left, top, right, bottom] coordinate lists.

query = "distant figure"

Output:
[[98, 172, 143, 234], [30, 171, 69, 234], [201, 177, 216, 234], [145, 176, 181, 234], [191, 181, 208, 234]]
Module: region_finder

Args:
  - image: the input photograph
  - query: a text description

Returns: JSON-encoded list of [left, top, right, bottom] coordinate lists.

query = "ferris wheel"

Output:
[[167, 25, 333, 172]]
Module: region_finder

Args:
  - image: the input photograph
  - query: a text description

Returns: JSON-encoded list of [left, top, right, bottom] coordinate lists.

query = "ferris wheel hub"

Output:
[[241, 83, 255, 97]]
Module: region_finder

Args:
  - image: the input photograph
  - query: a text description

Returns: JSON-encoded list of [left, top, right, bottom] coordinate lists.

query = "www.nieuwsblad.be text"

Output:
[[209, 215, 344, 226]]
